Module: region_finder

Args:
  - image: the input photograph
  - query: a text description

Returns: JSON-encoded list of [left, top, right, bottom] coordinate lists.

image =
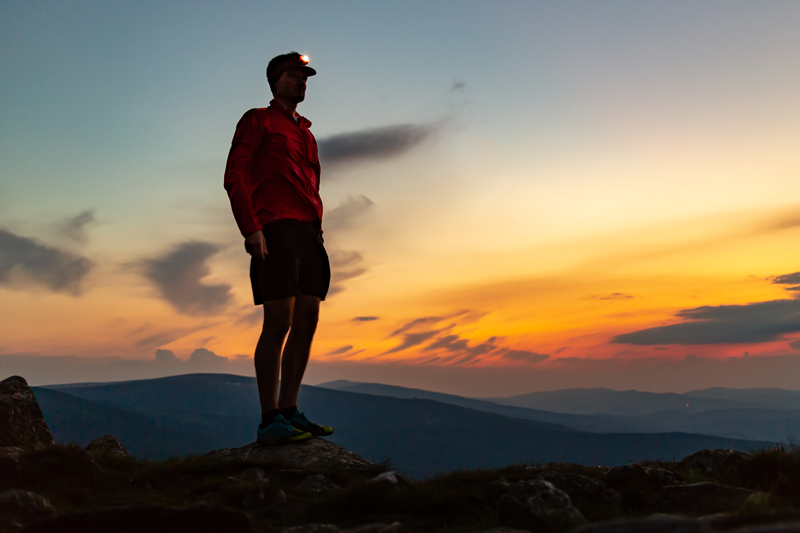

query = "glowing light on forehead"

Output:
[[300, 55, 309, 64]]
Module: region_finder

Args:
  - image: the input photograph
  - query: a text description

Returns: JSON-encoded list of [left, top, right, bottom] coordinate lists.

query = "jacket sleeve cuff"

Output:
[[241, 218, 262, 237]]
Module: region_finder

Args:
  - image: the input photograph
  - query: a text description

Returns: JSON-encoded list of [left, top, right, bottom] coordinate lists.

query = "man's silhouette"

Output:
[[224, 52, 332, 444]]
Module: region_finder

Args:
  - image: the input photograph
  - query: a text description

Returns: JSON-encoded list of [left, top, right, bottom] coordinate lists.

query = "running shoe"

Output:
[[286, 410, 334, 437], [257, 414, 312, 444]]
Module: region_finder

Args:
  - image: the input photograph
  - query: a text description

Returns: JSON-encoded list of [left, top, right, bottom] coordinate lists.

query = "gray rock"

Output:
[[574, 514, 709, 532], [240, 467, 266, 484], [298, 474, 342, 493], [647, 467, 684, 487], [204, 438, 374, 471], [85, 434, 132, 459], [20, 503, 250, 533], [370, 471, 399, 485], [0, 376, 54, 449], [679, 449, 751, 477], [536, 470, 622, 520], [281, 524, 340, 533], [273, 489, 288, 507], [0, 490, 55, 527], [662, 482, 754, 515], [497, 478, 586, 531], [524, 479, 587, 531], [243, 479, 273, 510], [495, 493, 551, 531], [0, 446, 22, 459], [605, 464, 653, 490]]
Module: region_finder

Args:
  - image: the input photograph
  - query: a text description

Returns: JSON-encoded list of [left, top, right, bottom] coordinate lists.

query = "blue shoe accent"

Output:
[[286, 410, 334, 437], [257, 414, 312, 444]]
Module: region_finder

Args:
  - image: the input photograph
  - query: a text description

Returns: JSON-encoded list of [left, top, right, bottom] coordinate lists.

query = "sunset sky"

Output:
[[2, 1, 800, 394]]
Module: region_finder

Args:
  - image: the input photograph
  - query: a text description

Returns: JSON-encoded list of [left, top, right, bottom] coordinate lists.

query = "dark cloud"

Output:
[[188, 348, 228, 364], [324, 196, 374, 232], [0, 228, 94, 295], [450, 81, 466, 92], [142, 241, 233, 316], [390, 316, 444, 337], [772, 272, 800, 285], [425, 334, 470, 352], [327, 345, 353, 355], [790, 340, 800, 351], [327, 249, 368, 296], [155, 349, 181, 363], [353, 316, 379, 322], [318, 120, 446, 168], [591, 293, 634, 300], [614, 299, 800, 345], [383, 330, 443, 355], [499, 349, 550, 365], [60, 209, 96, 244], [421, 334, 500, 367]]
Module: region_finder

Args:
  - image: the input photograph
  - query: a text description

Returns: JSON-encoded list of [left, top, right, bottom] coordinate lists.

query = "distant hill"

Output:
[[317, 380, 800, 443], [32, 387, 232, 458], [38, 374, 772, 478], [480, 387, 785, 415], [684, 387, 800, 409]]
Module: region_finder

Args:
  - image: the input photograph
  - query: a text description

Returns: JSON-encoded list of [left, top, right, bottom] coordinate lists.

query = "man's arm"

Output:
[[224, 110, 264, 239]]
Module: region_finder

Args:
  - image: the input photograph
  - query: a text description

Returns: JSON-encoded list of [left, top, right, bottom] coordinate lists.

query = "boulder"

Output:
[[204, 438, 374, 471], [679, 449, 752, 480], [536, 470, 622, 520], [496, 478, 586, 531], [0, 490, 55, 528], [298, 474, 342, 493], [605, 464, 681, 512], [662, 482, 754, 515], [85, 435, 132, 459], [0, 376, 54, 449], [21, 503, 250, 533]]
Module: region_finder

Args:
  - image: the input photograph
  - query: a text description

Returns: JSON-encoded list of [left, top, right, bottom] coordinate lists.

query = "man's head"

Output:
[[267, 52, 316, 103]]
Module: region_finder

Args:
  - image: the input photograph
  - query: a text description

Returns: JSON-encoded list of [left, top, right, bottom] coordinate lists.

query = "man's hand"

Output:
[[245, 230, 267, 259]]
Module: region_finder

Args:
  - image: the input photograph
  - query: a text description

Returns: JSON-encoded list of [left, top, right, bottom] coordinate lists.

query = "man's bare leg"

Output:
[[278, 295, 320, 408], [254, 297, 294, 413]]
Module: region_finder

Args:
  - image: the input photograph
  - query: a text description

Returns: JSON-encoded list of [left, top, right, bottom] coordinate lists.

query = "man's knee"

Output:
[[292, 297, 320, 335], [261, 299, 293, 338]]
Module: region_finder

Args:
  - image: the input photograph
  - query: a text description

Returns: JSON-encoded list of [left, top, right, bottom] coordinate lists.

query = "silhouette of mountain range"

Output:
[[35, 374, 775, 478], [318, 380, 800, 443]]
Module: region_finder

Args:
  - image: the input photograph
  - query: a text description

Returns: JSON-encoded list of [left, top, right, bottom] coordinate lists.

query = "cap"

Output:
[[267, 52, 317, 85]]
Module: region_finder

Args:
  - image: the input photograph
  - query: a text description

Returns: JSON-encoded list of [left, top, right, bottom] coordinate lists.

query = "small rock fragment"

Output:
[[240, 467, 266, 484], [370, 471, 399, 485], [298, 474, 342, 493]]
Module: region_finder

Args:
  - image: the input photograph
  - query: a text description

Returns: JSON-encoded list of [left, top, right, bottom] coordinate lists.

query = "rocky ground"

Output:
[[5, 375, 800, 532]]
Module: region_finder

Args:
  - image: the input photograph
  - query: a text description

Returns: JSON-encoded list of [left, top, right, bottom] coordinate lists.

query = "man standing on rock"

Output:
[[224, 52, 333, 445]]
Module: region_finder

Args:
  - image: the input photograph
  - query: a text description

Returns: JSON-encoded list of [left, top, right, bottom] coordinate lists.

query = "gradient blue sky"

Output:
[[3, 1, 800, 394]]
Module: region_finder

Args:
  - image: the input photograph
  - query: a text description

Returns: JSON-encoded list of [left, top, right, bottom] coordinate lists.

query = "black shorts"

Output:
[[250, 220, 331, 304]]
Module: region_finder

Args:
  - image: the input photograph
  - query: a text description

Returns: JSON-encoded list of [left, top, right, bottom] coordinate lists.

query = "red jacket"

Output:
[[224, 100, 323, 236]]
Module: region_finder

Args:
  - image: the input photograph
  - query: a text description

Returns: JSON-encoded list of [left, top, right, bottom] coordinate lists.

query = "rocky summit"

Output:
[[0, 376, 54, 450], [6, 376, 800, 532]]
